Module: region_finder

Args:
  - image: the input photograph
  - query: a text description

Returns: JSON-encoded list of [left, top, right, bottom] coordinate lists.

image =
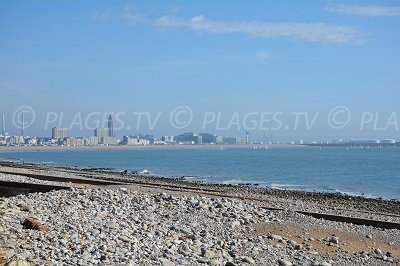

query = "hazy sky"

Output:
[[1, 1, 399, 141]]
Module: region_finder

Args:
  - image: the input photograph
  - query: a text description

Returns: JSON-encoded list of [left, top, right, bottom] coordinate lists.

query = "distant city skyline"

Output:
[[1, 1, 399, 140], [0, 109, 399, 143]]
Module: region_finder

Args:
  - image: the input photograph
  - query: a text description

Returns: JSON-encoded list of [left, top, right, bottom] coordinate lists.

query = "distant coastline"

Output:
[[0, 143, 303, 153]]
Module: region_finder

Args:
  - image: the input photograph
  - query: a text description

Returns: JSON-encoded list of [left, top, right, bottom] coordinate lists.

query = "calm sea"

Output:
[[1, 146, 399, 200]]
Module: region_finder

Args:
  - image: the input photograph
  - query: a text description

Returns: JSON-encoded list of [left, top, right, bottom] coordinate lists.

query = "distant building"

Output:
[[199, 133, 217, 144], [122, 136, 149, 145], [101, 136, 119, 145], [223, 137, 242, 145], [25, 137, 37, 146], [161, 136, 175, 143], [94, 128, 109, 139], [175, 132, 202, 144], [61, 137, 84, 146], [380, 139, 396, 144], [107, 114, 113, 137], [153, 140, 167, 145], [349, 139, 380, 144], [139, 134, 155, 144], [216, 136, 224, 144], [9, 136, 24, 145], [85, 136, 99, 146], [245, 131, 250, 144], [52, 127, 67, 140]]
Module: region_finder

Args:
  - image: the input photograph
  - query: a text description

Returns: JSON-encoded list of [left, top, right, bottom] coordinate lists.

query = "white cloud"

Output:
[[91, 10, 112, 22], [326, 4, 400, 17], [256, 51, 270, 62], [166, 6, 183, 14], [123, 7, 147, 26], [151, 15, 365, 45]]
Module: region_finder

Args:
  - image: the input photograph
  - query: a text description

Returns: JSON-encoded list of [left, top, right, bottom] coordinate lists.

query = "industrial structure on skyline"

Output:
[[21, 113, 24, 137], [1, 112, 5, 136]]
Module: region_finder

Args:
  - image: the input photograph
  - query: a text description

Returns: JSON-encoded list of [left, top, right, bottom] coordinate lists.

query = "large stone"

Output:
[[319, 262, 332, 266], [203, 248, 222, 259], [329, 236, 339, 245], [242, 256, 255, 264], [269, 234, 283, 241], [105, 220, 118, 229], [22, 218, 49, 232], [4, 259, 32, 266], [17, 203, 30, 212], [278, 259, 293, 266], [118, 235, 132, 243], [231, 221, 241, 228], [159, 258, 175, 266], [0, 249, 15, 258]]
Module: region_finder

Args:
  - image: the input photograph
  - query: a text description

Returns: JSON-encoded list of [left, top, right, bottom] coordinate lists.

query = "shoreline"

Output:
[[0, 143, 304, 153], [0, 157, 398, 202], [1, 160, 399, 213]]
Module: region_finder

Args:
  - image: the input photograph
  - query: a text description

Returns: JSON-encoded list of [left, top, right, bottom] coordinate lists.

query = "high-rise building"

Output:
[[246, 131, 250, 144], [94, 128, 109, 138], [1, 112, 5, 136], [52, 127, 68, 140], [107, 114, 113, 137]]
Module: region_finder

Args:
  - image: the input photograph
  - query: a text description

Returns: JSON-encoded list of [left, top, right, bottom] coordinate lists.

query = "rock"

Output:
[[22, 217, 49, 232], [201, 203, 210, 209], [203, 248, 221, 259], [294, 244, 302, 250], [269, 234, 283, 241], [231, 221, 241, 228], [373, 248, 383, 257], [159, 258, 175, 266], [197, 258, 209, 263], [4, 259, 32, 266], [277, 259, 292, 266], [242, 256, 255, 264], [224, 262, 236, 266], [105, 220, 118, 229], [0, 249, 15, 258], [210, 259, 223, 266], [118, 235, 132, 242], [360, 252, 369, 259], [329, 236, 339, 245], [366, 234, 372, 239], [318, 262, 332, 266], [216, 203, 224, 208], [17, 203, 30, 212], [385, 257, 394, 262]]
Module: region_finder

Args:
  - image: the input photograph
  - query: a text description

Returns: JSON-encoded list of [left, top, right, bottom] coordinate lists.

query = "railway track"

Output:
[[1, 165, 400, 230]]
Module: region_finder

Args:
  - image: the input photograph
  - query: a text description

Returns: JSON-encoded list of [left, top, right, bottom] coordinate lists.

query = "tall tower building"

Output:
[[107, 114, 113, 137], [1, 112, 5, 136], [245, 131, 250, 144]]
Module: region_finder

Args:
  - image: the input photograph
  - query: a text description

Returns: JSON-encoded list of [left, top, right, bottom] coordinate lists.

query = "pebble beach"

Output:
[[0, 164, 399, 266]]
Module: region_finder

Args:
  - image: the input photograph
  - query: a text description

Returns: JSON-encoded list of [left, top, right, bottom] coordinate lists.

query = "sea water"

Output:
[[2, 146, 399, 200]]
